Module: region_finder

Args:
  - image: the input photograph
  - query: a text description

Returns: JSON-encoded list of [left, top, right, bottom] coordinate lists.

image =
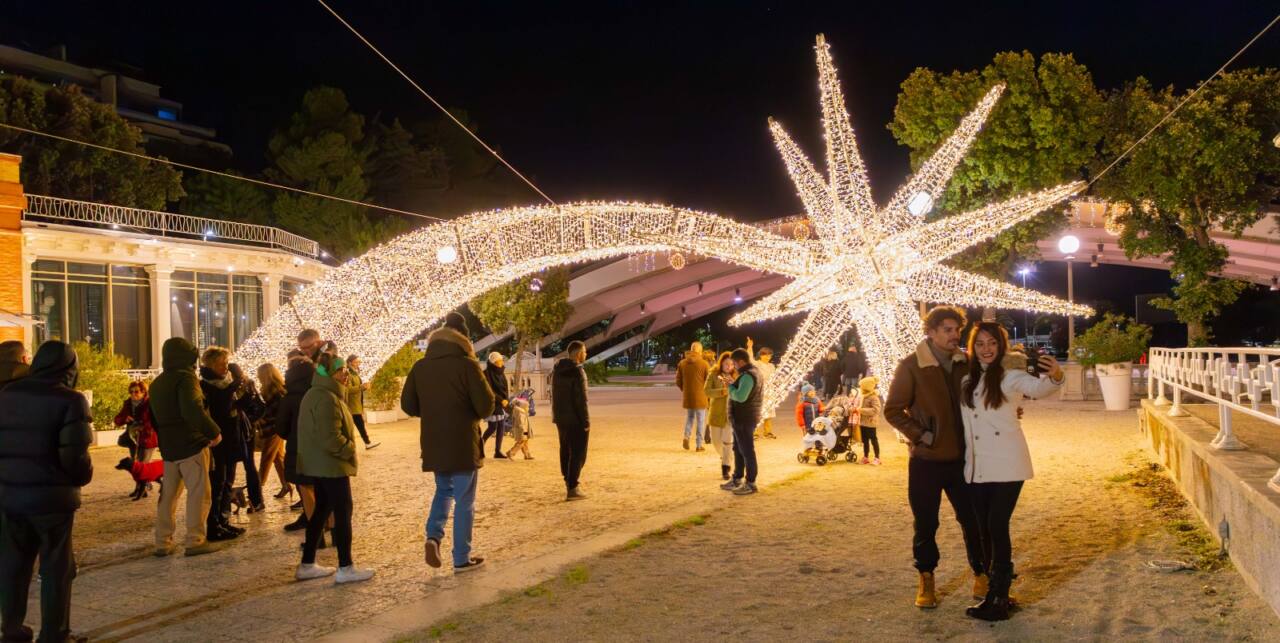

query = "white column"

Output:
[[146, 264, 173, 369], [262, 272, 282, 322], [21, 255, 34, 349]]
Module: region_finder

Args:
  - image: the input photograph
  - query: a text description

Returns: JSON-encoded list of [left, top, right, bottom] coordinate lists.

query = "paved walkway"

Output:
[[21, 391, 1280, 641]]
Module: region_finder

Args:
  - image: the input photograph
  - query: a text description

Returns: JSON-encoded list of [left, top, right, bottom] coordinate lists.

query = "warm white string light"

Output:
[[236, 35, 1092, 422], [728, 35, 1092, 414]]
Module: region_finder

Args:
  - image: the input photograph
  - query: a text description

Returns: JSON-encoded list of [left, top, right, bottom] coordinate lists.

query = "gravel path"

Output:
[[405, 399, 1280, 642]]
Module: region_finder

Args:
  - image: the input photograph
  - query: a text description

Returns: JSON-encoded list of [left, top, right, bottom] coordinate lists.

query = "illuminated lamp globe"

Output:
[[1057, 235, 1080, 256], [906, 191, 934, 216], [436, 245, 458, 264]]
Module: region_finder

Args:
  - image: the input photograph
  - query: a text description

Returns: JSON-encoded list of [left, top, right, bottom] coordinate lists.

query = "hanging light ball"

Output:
[[436, 245, 458, 264], [793, 222, 811, 241], [669, 252, 687, 270]]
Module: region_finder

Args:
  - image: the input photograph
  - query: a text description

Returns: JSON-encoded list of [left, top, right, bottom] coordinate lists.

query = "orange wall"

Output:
[[0, 153, 26, 344]]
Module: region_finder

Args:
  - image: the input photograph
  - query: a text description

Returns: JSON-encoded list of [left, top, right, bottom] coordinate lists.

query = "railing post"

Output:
[[1168, 386, 1188, 417], [1210, 402, 1247, 450]]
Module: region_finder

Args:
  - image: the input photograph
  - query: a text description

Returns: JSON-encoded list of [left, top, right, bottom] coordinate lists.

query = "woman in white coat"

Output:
[[959, 322, 1064, 622]]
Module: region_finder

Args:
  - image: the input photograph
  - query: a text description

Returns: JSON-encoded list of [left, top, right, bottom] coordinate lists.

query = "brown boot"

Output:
[[972, 572, 989, 600], [915, 571, 938, 608]]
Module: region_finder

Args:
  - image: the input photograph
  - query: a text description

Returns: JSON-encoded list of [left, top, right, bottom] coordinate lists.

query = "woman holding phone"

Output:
[[959, 321, 1064, 621]]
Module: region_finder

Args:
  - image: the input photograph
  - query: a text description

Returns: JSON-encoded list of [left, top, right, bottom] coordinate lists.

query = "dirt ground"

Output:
[[408, 399, 1280, 642]]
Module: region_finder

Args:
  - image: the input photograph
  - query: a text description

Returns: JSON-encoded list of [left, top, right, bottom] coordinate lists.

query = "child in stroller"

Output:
[[822, 396, 859, 463], [797, 416, 839, 465]]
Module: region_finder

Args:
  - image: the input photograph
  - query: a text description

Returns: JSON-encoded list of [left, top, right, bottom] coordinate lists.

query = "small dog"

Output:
[[115, 457, 162, 501]]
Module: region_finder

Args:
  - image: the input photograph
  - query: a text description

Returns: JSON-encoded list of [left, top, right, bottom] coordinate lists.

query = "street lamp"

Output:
[[1058, 235, 1080, 357], [1018, 266, 1031, 344]]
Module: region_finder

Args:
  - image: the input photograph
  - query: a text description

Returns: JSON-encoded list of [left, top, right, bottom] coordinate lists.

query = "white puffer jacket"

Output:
[[959, 367, 1063, 483]]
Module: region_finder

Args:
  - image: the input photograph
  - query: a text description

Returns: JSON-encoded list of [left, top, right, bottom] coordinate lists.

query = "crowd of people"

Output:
[[0, 301, 1063, 639]]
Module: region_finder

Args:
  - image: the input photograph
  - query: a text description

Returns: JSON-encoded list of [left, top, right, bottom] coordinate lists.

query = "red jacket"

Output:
[[794, 399, 824, 428], [114, 398, 158, 449]]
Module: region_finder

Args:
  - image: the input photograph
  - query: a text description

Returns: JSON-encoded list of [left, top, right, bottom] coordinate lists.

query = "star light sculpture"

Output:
[[728, 35, 1094, 414]]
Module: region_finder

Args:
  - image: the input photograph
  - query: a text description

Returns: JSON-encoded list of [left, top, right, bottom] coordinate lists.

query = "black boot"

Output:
[[721, 465, 731, 480], [966, 565, 1013, 621]]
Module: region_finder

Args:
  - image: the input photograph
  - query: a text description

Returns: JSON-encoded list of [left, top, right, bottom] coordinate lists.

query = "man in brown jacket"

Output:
[[402, 312, 495, 573], [675, 342, 709, 451], [884, 306, 985, 610]]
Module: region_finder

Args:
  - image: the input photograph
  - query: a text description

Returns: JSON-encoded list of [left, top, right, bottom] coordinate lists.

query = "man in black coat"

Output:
[[0, 340, 30, 389], [551, 341, 590, 501], [0, 341, 93, 643], [842, 345, 867, 394]]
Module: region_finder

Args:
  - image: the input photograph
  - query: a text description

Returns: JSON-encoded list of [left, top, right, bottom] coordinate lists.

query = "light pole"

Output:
[[1058, 235, 1081, 357], [1018, 267, 1031, 345]]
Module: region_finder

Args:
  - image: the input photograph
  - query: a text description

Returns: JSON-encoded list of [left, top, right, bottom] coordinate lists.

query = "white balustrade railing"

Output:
[[1147, 346, 1280, 492], [121, 369, 160, 382], [22, 193, 320, 258]]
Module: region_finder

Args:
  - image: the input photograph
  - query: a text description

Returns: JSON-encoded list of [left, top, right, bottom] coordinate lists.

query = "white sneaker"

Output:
[[335, 565, 375, 584], [296, 563, 336, 581]]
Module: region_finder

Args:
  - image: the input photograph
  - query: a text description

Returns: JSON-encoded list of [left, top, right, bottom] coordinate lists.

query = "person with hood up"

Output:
[[0, 341, 93, 643], [150, 337, 223, 557], [480, 352, 510, 459], [199, 347, 246, 540], [294, 353, 373, 584], [402, 312, 494, 573], [551, 341, 591, 501], [0, 340, 30, 389]]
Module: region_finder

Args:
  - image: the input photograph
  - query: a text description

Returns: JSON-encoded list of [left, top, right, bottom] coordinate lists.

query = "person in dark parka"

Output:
[[0, 341, 93, 643], [551, 341, 591, 501], [279, 357, 318, 533], [198, 347, 244, 541], [479, 352, 510, 459]]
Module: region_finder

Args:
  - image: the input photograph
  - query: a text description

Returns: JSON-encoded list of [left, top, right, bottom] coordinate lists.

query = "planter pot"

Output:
[[365, 408, 408, 425], [94, 428, 124, 448], [1095, 362, 1133, 411]]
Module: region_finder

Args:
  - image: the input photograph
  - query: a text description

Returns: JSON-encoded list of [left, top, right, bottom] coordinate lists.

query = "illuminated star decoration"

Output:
[[726, 35, 1093, 415]]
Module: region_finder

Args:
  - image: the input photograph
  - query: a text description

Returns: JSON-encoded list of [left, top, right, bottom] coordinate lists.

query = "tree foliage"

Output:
[[469, 268, 574, 383], [1075, 313, 1152, 367], [368, 342, 422, 410], [889, 52, 1104, 277], [1095, 70, 1280, 344], [179, 169, 273, 224], [0, 76, 184, 209], [72, 340, 134, 430]]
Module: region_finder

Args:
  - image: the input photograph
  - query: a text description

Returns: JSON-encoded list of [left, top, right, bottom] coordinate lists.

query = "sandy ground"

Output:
[[409, 399, 1280, 642], [41, 387, 811, 641]]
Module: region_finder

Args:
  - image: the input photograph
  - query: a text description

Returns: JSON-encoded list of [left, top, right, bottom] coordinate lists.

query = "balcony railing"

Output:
[[1148, 346, 1280, 492], [22, 193, 319, 258]]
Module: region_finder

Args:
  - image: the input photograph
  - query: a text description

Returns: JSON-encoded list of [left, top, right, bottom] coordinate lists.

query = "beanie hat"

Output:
[[801, 383, 815, 396], [487, 351, 504, 365], [859, 376, 879, 394], [444, 311, 469, 335]]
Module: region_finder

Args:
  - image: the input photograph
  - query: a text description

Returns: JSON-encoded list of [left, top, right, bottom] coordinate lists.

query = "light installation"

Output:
[[234, 34, 1091, 419]]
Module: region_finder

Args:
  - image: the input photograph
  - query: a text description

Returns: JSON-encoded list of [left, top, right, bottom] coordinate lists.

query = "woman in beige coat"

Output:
[[703, 352, 735, 480]]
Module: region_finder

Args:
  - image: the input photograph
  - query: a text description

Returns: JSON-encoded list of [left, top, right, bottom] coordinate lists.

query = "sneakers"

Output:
[[682, 438, 690, 450], [732, 483, 758, 496], [454, 557, 486, 574], [153, 544, 178, 557], [860, 457, 870, 465], [365, 441, 381, 450], [720, 479, 742, 491], [296, 563, 336, 581], [425, 538, 442, 568], [566, 487, 587, 501], [695, 446, 706, 452], [335, 565, 376, 584], [183, 542, 220, 557], [872, 458, 882, 466], [494, 452, 509, 460]]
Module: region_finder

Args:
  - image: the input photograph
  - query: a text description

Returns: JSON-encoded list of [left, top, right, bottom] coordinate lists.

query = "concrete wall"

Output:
[[1139, 400, 1280, 618]]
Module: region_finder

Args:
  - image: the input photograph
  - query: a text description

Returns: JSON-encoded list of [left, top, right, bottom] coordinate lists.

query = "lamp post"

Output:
[[1058, 235, 1080, 357], [1018, 267, 1031, 345]]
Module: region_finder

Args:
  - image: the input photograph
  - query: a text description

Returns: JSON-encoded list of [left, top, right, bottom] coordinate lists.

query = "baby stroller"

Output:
[[797, 416, 843, 465], [822, 399, 858, 463]]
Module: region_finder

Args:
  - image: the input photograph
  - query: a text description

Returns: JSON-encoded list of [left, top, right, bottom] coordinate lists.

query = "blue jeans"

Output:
[[683, 408, 707, 447], [426, 470, 478, 567]]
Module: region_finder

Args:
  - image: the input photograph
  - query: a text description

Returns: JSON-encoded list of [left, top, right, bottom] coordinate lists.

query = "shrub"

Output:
[[72, 341, 133, 430], [368, 343, 421, 410], [1075, 313, 1152, 367], [583, 361, 608, 384]]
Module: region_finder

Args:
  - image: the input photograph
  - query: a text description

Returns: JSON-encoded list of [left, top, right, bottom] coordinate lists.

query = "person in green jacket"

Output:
[[344, 355, 378, 450], [295, 353, 374, 585], [703, 351, 736, 480], [149, 337, 223, 557]]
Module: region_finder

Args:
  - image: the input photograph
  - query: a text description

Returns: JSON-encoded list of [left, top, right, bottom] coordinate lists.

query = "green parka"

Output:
[[344, 369, 365, 416], [148, 338, 221, 461], [297, 372, 358, 478], [703, 368, 729, 429]]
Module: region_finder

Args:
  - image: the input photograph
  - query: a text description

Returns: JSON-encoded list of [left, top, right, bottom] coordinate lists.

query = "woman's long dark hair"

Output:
[[963, 321, 1009, 410]]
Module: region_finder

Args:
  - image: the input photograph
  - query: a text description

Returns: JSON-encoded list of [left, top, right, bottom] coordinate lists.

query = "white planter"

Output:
[[365, 408, 408, 425], [1095, 362, 1133, 411], [94, 428, 124, 448]]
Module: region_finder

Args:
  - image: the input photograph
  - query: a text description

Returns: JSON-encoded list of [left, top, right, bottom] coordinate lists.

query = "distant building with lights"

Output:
[[0, 154, 326, 370], [0, 43, 230, 161]]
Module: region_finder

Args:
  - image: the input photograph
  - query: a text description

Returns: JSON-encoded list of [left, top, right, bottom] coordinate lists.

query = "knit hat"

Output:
[[859, 376, 879, 394], [487, 351, 504, 365], [444, 311, 469, 335], [801, 383, 815, 396]]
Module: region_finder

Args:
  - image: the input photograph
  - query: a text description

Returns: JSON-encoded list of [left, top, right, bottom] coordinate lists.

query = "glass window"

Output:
[[233, 291, 262, 348], [68, 262, 107, 277], [170, 289, 196, 346], [172, 271, 195, 285], [67, 282, 106, 346], [111, 283, 150, 368], [197, 289, 230, 349], [33, 259, 65, 274], [198, 272, 229, 286], [32, 280, 64, 345], [280, 280, 301, 305]]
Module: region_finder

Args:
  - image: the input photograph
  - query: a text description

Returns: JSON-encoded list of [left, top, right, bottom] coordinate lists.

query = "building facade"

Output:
[[1, 154, 327, 369]]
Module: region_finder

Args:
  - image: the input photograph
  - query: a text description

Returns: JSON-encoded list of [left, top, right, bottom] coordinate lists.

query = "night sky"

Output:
[[3, 1, 1279, 345]]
